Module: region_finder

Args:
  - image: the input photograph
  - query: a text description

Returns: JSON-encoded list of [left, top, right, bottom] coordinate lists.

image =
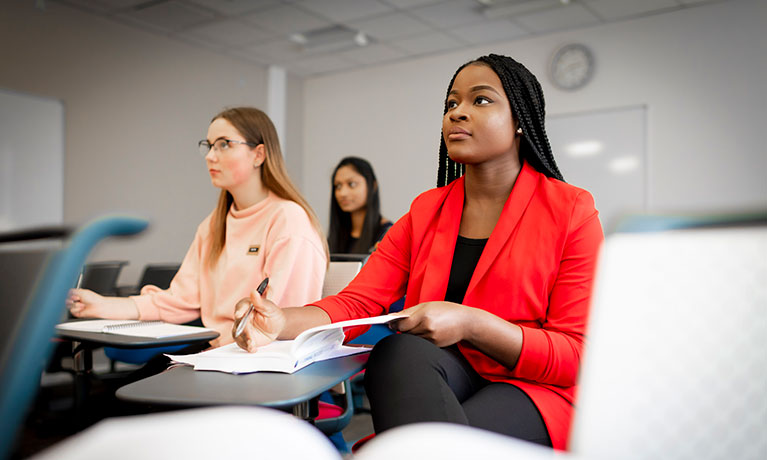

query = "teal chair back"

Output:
[[0, 215, 148, 460]]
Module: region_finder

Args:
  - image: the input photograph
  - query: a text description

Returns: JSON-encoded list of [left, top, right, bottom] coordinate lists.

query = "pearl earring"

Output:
[[516, 127, 523, 135]]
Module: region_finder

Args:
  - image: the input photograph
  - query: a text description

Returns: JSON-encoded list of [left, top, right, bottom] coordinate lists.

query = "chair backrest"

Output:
[[138, 263, 180, 290], [330, 253, 370, 264], [322, 261, 362, 298], [0, 215, 148, 460], [80, 260, 128, 295], [571, 213, 767, 459]]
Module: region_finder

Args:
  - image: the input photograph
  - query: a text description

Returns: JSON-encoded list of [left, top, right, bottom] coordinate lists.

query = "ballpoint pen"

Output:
[[233, 277, 269, 338]]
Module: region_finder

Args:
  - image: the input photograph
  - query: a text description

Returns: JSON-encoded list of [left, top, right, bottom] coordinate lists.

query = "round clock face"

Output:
[[550, 44, 594, 90]]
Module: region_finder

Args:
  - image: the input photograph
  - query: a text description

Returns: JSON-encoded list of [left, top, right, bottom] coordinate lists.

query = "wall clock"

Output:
[[549, 43, 594, 91]]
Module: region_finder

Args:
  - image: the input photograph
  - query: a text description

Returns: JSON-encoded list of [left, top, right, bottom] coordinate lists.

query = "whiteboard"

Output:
[[547, 106, 647, 232], [0, 89, 64, 231]]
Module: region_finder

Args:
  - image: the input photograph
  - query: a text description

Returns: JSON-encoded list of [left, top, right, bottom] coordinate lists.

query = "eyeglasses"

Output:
[[198, 138, 259, 157]]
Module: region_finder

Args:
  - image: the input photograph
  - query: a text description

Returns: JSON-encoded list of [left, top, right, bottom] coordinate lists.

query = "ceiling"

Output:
[[51, 0, 727, 77]]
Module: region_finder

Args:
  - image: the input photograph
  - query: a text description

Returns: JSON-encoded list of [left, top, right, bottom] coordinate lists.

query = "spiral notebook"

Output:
[[56, 319, 214, 339]]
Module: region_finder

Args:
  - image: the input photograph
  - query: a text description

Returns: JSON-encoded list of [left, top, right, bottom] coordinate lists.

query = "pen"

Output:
[[234, 277, 269, 338]]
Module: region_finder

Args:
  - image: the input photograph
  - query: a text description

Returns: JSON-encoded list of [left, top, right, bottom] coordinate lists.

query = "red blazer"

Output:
[[313, 161, 603, 449]]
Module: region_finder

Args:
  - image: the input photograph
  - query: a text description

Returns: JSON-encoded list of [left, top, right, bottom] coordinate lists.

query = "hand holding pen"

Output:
[[234, 277, 269, 337], [232, 277, 287, 352]]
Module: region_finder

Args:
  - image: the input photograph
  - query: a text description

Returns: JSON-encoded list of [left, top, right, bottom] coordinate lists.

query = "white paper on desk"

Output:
[[56, 319, 214, 339], [169, 342, 370, 374], [167, 313, 403, 374]]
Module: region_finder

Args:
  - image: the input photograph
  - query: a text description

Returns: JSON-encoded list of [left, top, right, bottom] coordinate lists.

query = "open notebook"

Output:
[[56, 319, 215, 339], [168, 313, 405, 374]]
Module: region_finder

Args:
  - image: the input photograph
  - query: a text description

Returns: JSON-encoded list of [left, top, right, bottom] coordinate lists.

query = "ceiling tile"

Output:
[[241, 38, 305, 63], [349, 12, 428, 41], [382, 0, 449, 7], [242, 3, 332, 35], [583, 0, 679, 21], [55, 0, 730, 78], [409, 0, 486, 29], [450, 18, 529, 45], [390, 31, 464, 56], [339, 43, 406, 65], [57, 0, 148, 14], [296, 0, 394, 23], [181, 19, 276, 47], [185, 0, 279, 16], [513, 4, 600, 34], [115, 0, 216, 32], [676, 0, 728, 4], [284, 54, 358, 76]]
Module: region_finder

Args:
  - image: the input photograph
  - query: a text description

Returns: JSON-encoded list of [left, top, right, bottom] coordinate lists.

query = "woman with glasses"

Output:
[[68, 107, 328, 349]]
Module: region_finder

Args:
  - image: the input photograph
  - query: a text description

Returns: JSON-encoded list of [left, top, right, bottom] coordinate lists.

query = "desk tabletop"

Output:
[[56, 329, 219, 348], [116, 353, 369, 409]]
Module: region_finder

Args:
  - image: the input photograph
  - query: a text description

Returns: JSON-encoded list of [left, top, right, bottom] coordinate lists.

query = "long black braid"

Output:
[[437, 54, 564, 187]]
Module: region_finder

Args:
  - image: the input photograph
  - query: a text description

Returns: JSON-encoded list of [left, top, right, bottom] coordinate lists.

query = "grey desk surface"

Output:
[[56, 327, 219, 348], [116, 353, 369, 409]]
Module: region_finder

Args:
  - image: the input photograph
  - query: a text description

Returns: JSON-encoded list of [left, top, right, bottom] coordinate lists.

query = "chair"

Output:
[[79, 260, 129, 296], [330, 252, 370, 264], [105, 263, 183, 367], [0, 215, 148, 460], [567, 211, 767, 459], [315, 261, 363, 439], [115, 262, 180, 297], [33, 406, 340, 460]]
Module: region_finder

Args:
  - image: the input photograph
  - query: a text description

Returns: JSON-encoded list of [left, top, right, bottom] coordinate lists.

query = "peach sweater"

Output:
[[132, 192, 327, 347]]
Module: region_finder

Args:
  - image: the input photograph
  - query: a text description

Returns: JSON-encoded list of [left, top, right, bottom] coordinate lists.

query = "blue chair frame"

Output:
[[0, 215, 148, 459]]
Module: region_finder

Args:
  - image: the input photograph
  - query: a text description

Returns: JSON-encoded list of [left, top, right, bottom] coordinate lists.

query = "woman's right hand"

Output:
[[232, 287, 286, 353], [67, 288, 139, 319]]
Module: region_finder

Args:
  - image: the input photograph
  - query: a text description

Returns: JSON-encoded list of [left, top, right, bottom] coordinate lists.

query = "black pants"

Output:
[[364, 333, 552, 447]]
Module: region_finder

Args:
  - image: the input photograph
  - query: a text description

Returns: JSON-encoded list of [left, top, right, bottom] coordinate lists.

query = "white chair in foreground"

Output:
[[570, 216, 767, 459], [33, 406, 338, 460]]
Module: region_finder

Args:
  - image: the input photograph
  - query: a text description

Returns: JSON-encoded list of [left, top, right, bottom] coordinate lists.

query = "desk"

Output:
[[55, 325, 219, 420], [116, 353, 369, 420], [56, 328, 218, 349]]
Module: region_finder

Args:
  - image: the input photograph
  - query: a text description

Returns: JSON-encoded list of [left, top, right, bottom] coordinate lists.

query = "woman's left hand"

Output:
[[393, 301, 473, 347]]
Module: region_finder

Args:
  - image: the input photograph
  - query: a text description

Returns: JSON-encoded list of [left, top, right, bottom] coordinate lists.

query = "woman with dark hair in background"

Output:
[[234, 55, 603, 450], [328, 157, 391, 254]]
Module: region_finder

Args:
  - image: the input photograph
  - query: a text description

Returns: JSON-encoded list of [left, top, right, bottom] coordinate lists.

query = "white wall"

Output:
[[0, 1, 273, 284], [302, 0, 767, 231]]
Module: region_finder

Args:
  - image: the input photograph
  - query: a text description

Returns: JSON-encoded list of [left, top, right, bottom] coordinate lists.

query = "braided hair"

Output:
[[437, 54, 564, 187]]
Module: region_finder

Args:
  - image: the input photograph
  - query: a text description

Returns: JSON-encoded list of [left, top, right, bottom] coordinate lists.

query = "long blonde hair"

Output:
[[206, 107, 329, 268]]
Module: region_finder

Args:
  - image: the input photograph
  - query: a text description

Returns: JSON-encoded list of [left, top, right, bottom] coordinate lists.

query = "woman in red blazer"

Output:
[[234, 54, 603, 450]]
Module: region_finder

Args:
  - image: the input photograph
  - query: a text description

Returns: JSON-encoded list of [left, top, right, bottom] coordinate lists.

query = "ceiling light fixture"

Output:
[[477, 0, 571, 19], [290, 25, 370, 53]]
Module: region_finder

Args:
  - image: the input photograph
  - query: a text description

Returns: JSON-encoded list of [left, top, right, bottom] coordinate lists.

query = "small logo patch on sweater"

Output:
[[247, 245, 260, 255]]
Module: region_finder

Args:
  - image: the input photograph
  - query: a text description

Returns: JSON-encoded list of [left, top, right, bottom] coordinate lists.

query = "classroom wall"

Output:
[[302, 0, 767, 232], [0, 1, 277, 284]]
